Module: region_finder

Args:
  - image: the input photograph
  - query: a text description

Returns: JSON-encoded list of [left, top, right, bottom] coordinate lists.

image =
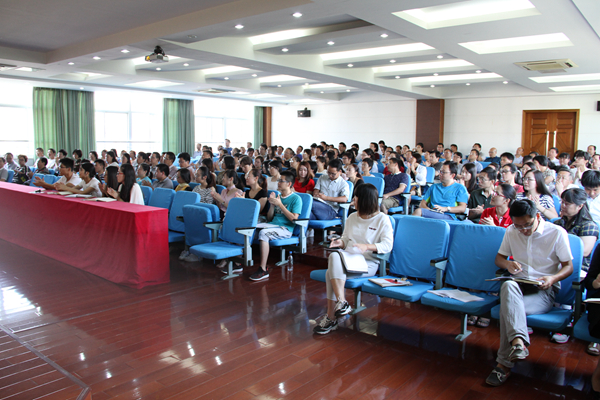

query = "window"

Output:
[[0, 80, 33, 158], [94, 91, 163, 153], [194, 97, 254, 152]]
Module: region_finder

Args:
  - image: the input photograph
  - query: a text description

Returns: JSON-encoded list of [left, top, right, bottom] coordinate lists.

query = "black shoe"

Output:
[[220, 263, 243, 274], [334, 300, 351, 317], [313, 316, 338, 335], [249, 268, 269, 281]]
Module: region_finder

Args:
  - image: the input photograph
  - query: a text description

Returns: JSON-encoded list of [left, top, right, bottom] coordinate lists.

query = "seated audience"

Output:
[[46, 149, 57, 170], [548, 147, 560, 168], [468, 167, 497, 223], [485, 147, 501, 164], [4, 153, 17, 171], [99, 166, 119, 197], [345, 163, 363, 201], [407, 152, 427, 187], [582, 170, 600, 225], [513, 147, 524, 166], [413, 161, 468, 220], [467, 149, 484, 173], [310, 159, 350, 220], [56, 162, 102, 197], [583, 238, 600, 361], [34, 157, 80, 189], [136, 163, 152, 186], [499, 152, 514, 167], [164, 152, 178, 180], [29, 157, 49, 180], [498, 163, 523, 193], [95, 159, 106, 182], [571, 150, 590, 186], [316, 156, 327, 174], [178, 152, 195, 176], [244, 168, 268, 217], [293, 161, 315, 194], [533, 155, 556, 187], [0, 157, 7, 182], [479, 183, 517, 228], [107, 164, 144, 205], [457, 162, 478, 194], [552, 166, 578, 197], [266, 159, 282, 191], [142, 164, 173, 190], [486, 199, 573, 387], [380, 158, 409, 214], [361, 149, 378, 172], [361, 158, 374, 177], [313, 183, 394, 334], [250, 171, 303, 282], [518, 170, 558, 220], [192, 166, 216, 204], [175, 168, 192, 192], [12, 154, 30, 184], [212, 169, 244, 218], [106, 151, 119, 168]]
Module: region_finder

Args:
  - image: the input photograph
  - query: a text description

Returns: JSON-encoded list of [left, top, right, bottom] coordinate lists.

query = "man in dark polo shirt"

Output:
[[468, 167, 497, 223], [380, 158, 410, 214]]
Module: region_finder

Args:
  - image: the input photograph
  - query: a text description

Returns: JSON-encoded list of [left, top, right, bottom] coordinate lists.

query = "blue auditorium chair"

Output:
[[168, 191, 200, 243], [308, 181, 353, 245], [140, 186, 153, 205], [148, 187, 175, 210]]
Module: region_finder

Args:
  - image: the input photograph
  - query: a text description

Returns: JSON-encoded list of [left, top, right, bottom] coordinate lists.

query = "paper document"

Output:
[[486, 276, 542, 286], [86, 197, 117, 202], [66, 194, 92, 198], [426, 289, 484, 302], [329, 247, 368, 273], [369, 278, 411, 287], [256, 223, 280, 229]]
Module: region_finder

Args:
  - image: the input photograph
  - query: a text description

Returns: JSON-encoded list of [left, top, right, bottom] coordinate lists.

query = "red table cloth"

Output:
[[0, 182, 170, 288]]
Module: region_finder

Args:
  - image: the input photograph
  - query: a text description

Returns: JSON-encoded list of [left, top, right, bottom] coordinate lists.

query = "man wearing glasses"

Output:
[[486, 199, 573, 386], [310, 159, 349, 220], [551, 166, 578, 197], [33, 157, 81, 189], [413, 161, 468, 220]]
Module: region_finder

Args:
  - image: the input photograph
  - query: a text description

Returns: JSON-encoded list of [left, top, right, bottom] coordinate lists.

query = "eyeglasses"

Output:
[[524, 178, 536, 182], [492, 191, 506, 198], [276, 179, 287, 183], [439, 171, 452, 175], [513, 220, 536, 231]]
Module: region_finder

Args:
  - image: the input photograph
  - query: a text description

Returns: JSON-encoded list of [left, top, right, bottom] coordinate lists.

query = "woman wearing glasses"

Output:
[[107, 164, 144, 205], [518, 170, 558, 220]]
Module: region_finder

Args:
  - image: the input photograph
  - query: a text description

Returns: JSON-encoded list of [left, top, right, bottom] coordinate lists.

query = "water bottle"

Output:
[[287, 252, 293, 272]]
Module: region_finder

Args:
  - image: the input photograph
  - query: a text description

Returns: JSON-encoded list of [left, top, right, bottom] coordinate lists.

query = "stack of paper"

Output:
[[369, 278, 412, 287], [426, 289, 484, 302]]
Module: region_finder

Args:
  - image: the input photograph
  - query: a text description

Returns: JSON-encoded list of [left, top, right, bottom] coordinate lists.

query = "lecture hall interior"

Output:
[[1, 0, 600, 399]]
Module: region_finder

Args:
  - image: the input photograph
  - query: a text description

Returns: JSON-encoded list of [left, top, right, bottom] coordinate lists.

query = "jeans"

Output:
[[310, 200, 337, 220]]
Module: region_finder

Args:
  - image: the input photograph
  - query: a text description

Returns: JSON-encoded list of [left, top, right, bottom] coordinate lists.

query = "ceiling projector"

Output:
[[145, 46, 169, 63]]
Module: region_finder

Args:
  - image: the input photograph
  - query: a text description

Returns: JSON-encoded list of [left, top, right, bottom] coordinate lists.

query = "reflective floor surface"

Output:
[[0, 238, 596, 399]]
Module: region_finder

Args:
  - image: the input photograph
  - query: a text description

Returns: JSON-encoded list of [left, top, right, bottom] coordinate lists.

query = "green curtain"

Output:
[[254, 106, 264, 148], [32, 88, 95, 154], [163, 98, 195, 154]]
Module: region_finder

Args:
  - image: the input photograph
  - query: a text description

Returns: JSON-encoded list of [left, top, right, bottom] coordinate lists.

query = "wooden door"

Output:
[[522, 110, 578, 156]]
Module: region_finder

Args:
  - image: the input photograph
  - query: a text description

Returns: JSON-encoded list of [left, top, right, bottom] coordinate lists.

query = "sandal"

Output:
[[467, 315, 478, 326], [476, 318, 490, 328], [588, 342, 600, 356]]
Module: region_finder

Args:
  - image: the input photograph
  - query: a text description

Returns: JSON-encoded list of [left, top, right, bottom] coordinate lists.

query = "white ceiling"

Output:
[[1, 0, 599, 105]]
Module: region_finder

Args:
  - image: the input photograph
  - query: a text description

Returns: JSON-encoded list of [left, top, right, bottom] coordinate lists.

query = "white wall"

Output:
[[271, 93, 600, 156], [444, 93, 600, 155], [271, 101, 417, 150]]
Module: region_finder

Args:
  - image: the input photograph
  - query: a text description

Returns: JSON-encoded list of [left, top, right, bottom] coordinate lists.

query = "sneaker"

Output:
[[527, 327, 533, 334], [178, 250, 190, 260], [313, 316, 338, 335], [249, 268, 269, 281], [334, 300, 351, 317], [508, 344, 529, 362], [183, 253, 199, 262], [220, 263, 243, 274], [485, 367, 510, 386], [588, 342, 600, 356], [551, 333, 570, 344]]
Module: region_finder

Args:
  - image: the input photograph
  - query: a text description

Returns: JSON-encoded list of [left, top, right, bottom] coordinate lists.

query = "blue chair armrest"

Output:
[[293, 218, 309, 227], [204, 222, 223, 242], [235, 227, 256, 236], [373, 251, 391, 277], [430, 256, 447, 290]]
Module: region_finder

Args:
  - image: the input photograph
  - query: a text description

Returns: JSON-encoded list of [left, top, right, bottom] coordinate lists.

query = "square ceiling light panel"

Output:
[[393, 0, 539, 29], [459, 33, 573, 54]]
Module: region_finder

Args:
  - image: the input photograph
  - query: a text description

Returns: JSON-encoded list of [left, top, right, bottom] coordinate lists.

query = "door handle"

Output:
[[545, 131, 549, 153], [553, 131, 557, 148]]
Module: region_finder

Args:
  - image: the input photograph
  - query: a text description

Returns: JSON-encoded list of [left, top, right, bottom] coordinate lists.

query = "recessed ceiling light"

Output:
[[224, 77, 229, 80], [430, 85, 435, 87], [281, 48, 289, 52], [307, 83, 346, 89], [68, 62, 75, 65], [459, 33, 572, 54], [93, 56, 101, 60], [503, 81, 508, 84], [347, 64, 354, 67], [121, 49, 130, 53], [346, 89, 351, 92], [374, 59, 473, 74], [80, 87, 84, 90], [252, 74, 258, 77], [437, 55, 443, 59], [395, 76, 400, 79], [380, 33, 389, 38], [125, 80, 184, 88], [292, 12, 302, 18], [321, 43, 434, 61], [549, 84, 600, 92], [320, 91, 324, 93], [410, 72, 502, 84], [235, 24, 244, 29], [433, 73, 439, 76], [466, 83, 471, 85], [188, 35, 197, 39], [156, 67, 161, 71], [476, 70, 481, 73], [327, 41, 335, 45], [277, 84, 282, 87], [183, 63, 189, 66], [390, 60, 396, 63]]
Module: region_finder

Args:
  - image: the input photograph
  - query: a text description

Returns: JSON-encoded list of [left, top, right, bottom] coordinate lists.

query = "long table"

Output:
[[0, 182, 170, 289]]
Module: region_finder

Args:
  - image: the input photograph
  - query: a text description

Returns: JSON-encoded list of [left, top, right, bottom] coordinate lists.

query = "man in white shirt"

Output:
[[33, 148, 44, 167], [310, 159, 349, 220], [571, 150, 590, 186], [0, 157, 8, 182], [486, 199, 573, 387], [34, 157, 81, 189], [548, 147, 560, 167], [4, 153, 18, 171], [46, 148, 57, 170], [513, 147, 524, 167], [552, 166, 579, 197], [582, 170, 600, 225], [164, 152, 178, 180]]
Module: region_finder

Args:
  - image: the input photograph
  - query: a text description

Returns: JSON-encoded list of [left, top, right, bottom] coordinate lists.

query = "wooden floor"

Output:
[[0, 238, 597, 400]]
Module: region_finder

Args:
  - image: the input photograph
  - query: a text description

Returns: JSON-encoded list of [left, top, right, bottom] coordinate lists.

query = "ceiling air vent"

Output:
[[0, 64, 17, 71], [515, 59, 577, 74], [196, 88, 235, 94]]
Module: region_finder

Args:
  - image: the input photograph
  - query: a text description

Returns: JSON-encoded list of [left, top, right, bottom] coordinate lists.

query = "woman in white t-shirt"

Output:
[[313, 183, 394, 335], [56, 162, 102, 197], [107, 164, 144, 205]]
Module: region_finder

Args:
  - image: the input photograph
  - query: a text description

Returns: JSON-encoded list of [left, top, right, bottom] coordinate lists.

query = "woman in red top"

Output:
[[479, 183, 517, 228], [293, 161, 315, 194]]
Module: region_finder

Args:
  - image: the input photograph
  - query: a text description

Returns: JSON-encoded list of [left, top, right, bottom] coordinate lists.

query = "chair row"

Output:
[[311, 215, 584, 341]]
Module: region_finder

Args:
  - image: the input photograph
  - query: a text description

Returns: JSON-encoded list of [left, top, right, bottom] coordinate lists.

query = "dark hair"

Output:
[[325, 150, 336, 162], [59, 149, 68, 157], [411, 152, 422, 164], [95, 159, 106, 168], [38, 157, 48, 167], [574, 150, 591, 161], [509, 199, 538, 219], [533, 155, 549, 167], [138, 163, 151, 179], [48, 148, 56, 155], [79, 162, 95, 179], [203, 150, 213, 159], [560, 188, 594, 230], [61, 157, 74, 170], [197, 166, 216, 188], [559, 152, 570, 159], [89, 151, 98, 160], [497, 183, 516, 207], [502, 163, 518, 174], [339, 142, 346, 148], [556, 165, 571, 175], [178, 168, 191, 184], [316, 156, 327, 166], [362, 157, 374, 169], [432, 151, 441, 159], [118, 164, 136, 203], [138, 152, 149, 163], [268, 159, 282, 174], [202, 158, 214, 173], [303, 148, 312, 159], [416, 142, 424, 148], [248, 168, 267, 191], [454, 151, 463, 159], [523, 161, 536, 171], [280, 170, 295, 186], [443, 161, 457, 176], [362, 148, 375, 159], [462, 163, 478, 193], [355, 183, 379, 216], [500, 152, 514, 162], [121, 153, 131, 164], [297, 161, 314, 186], [106, 151, 117, 164], [165, 152, 176, 162], [549, 147, 559, 153], [388, 157, 401, 167], [470, 149, 480, 157], [480, 166, 497, 181], [156, 163, 170, 176], [582, 170, 600, 189], [222, 155, 235, 170], [72, 149, 82, 158], [240, 156, 252, 167], [105, 166, 119, 192], [223, 168, 243, 190], [328, 158, 343, 172], [178, 152, 191, 163], [309, 161, 317, 174], [523, 170, 552, 196]]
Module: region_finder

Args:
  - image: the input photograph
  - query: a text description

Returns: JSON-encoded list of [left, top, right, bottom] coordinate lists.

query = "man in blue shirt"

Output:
[[413, 161, 468, 220], [224, 138, 233, 155], [485, 147, 501, 164]]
